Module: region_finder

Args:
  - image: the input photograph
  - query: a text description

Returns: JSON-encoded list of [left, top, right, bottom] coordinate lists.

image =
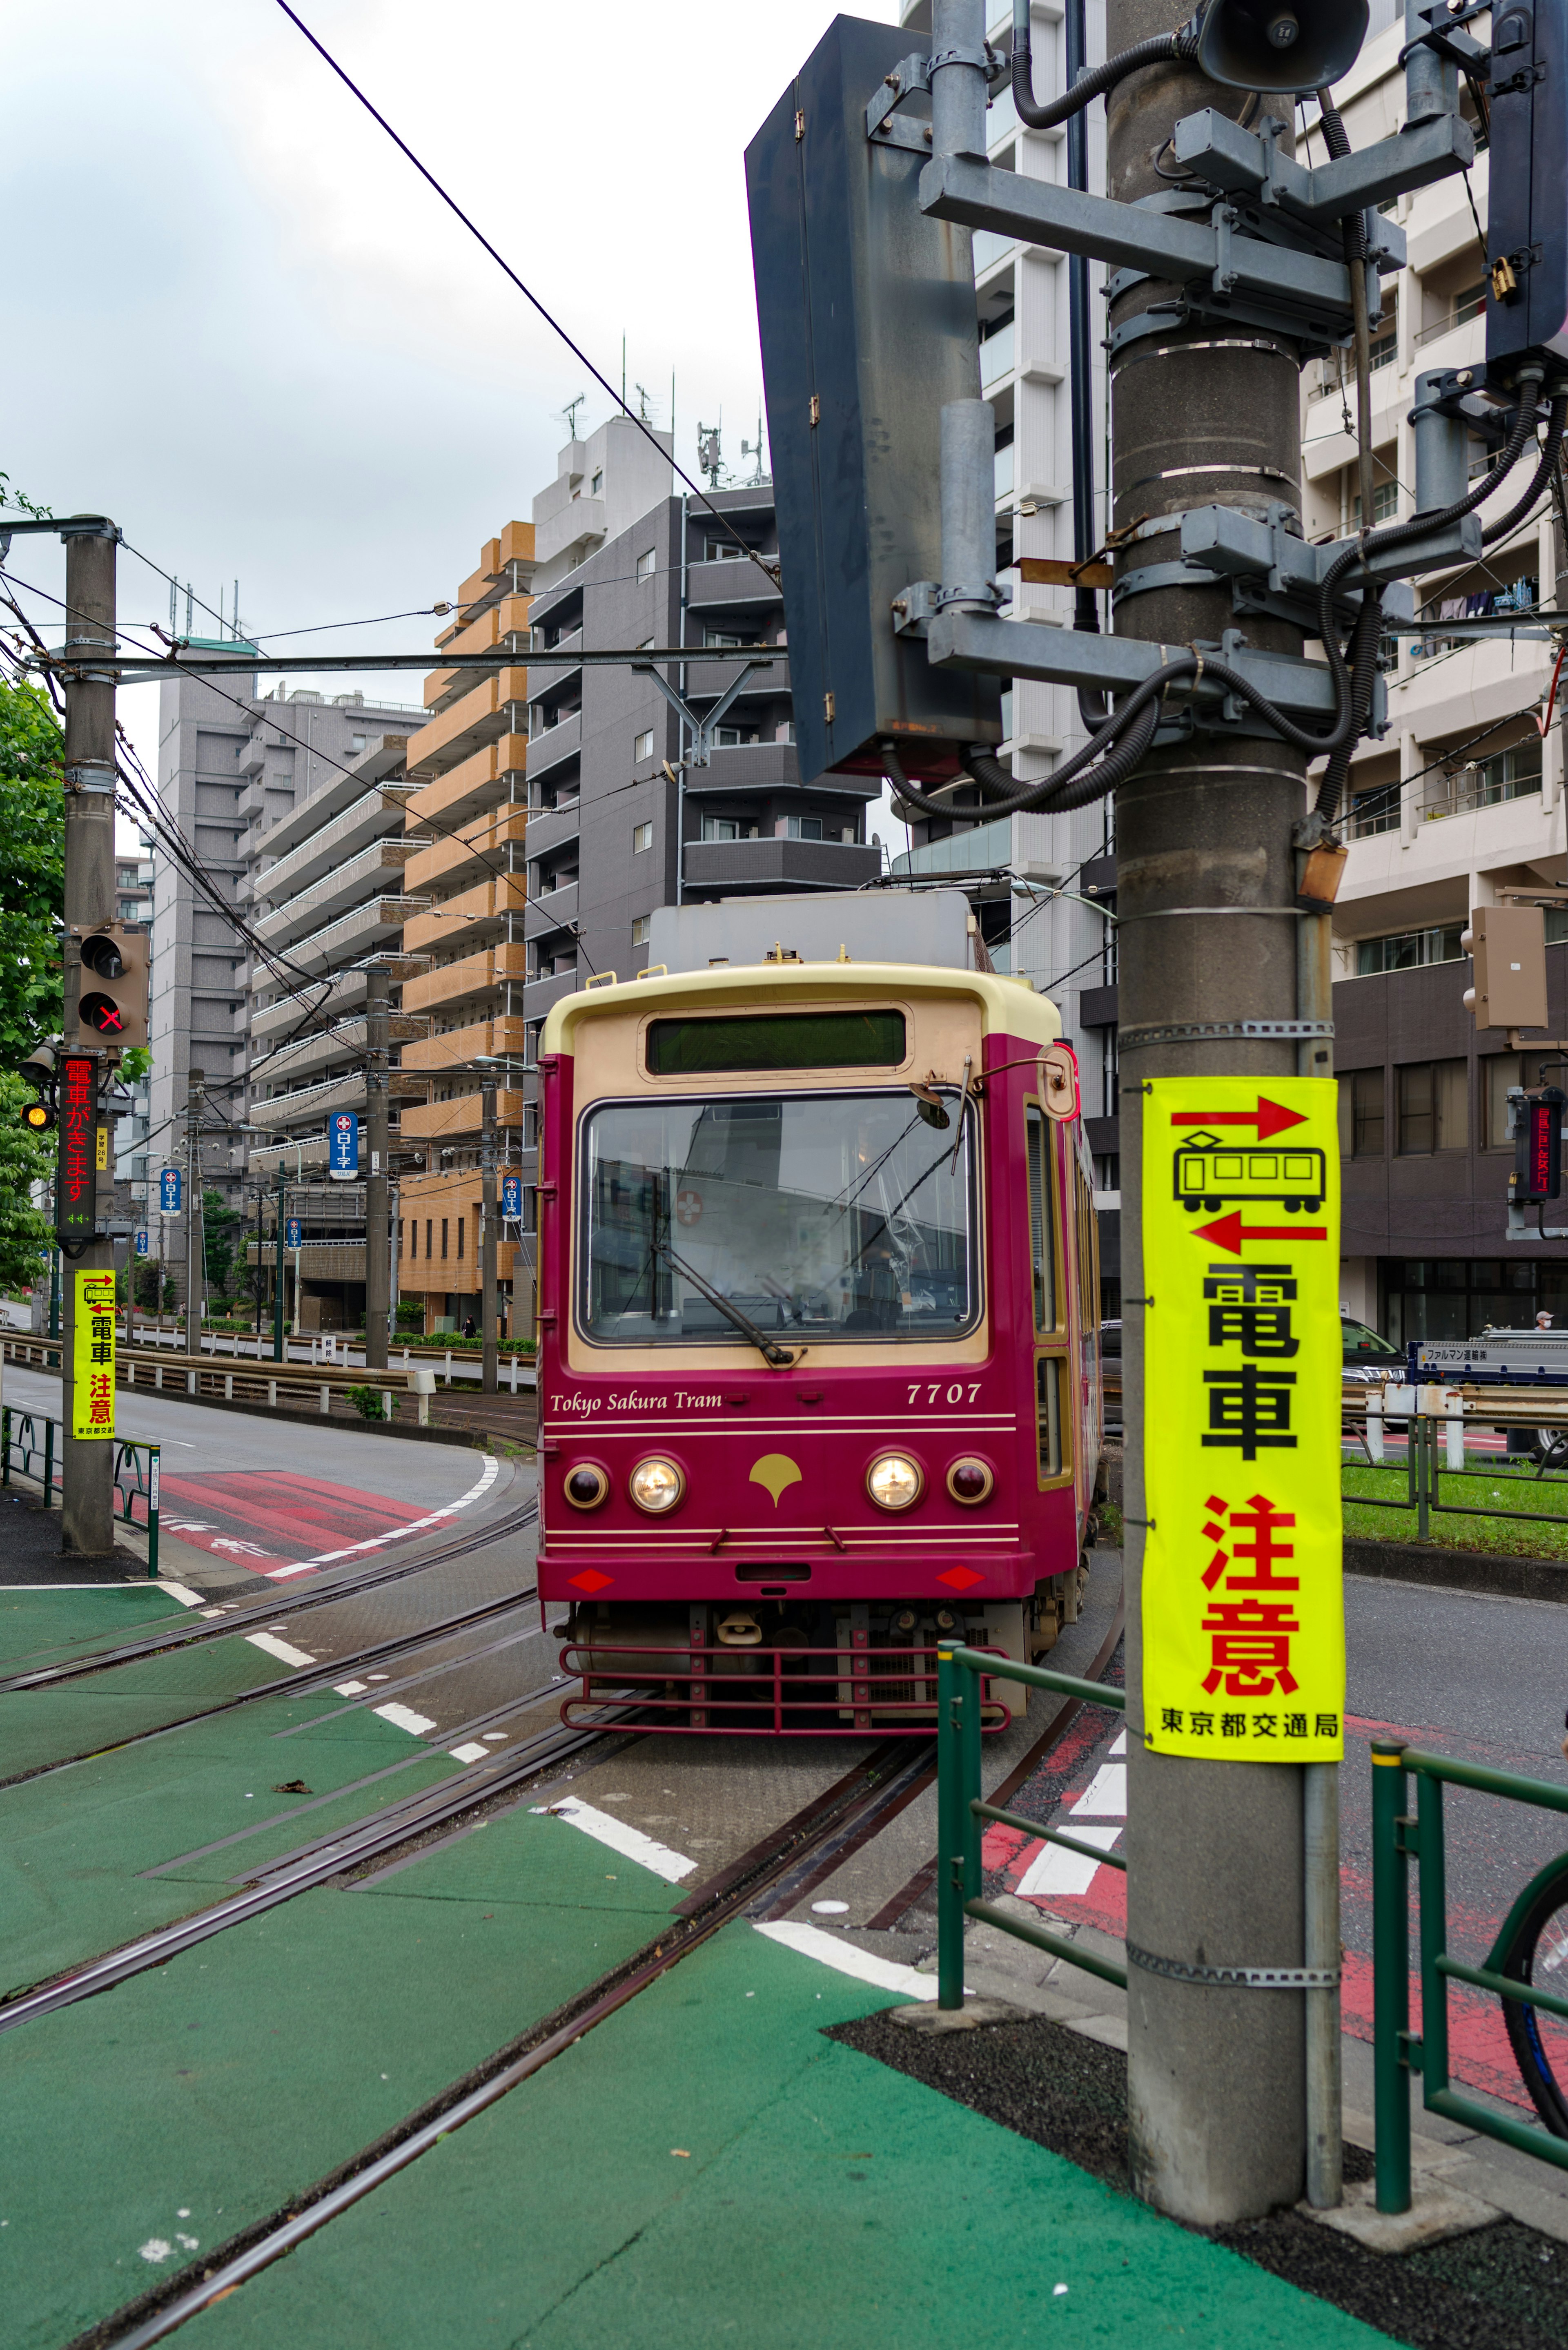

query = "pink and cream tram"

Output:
[[536, 950, 1104, 1733]]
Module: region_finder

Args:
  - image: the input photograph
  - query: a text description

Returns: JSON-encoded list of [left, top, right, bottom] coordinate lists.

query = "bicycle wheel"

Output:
[[1497, 1857, 1568, 2136]]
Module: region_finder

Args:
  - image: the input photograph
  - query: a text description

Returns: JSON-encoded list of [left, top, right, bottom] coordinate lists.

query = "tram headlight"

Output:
[[564, 1464, 610, 1509], [629, 1456, 684, 1514], [867, 1452, 923, 1512], [946, 1457, 994, 1505]]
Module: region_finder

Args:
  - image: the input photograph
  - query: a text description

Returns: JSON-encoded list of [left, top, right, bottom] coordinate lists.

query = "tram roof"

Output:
[[541, 958, 1061, 1058]]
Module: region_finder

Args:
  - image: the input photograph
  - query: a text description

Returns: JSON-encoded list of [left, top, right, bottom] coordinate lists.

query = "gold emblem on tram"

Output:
[[749, 1454, 803, 1506]]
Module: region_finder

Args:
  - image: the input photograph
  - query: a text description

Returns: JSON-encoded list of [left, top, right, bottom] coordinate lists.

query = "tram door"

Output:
[[1026, 1105, 1070, 1503]]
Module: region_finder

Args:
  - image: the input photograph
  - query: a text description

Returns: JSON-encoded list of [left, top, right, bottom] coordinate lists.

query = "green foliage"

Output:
[[201, 1186, 242, 1305], [343, 1383, 389, 1423], [394, 1298, 425, 1331], [134, 1261, 175, 1312], [0, 472, 53, 523], [0, 679, 65, 1062], [0, 1072, 55, 1291], [119, 1047, 151, 1085]]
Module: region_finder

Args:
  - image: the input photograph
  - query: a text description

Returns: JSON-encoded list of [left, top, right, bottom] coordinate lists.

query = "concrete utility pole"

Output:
[[480, 1077, 497, 1395], [59, 525, 118, 1558], [273, 1163, 287, 1362], [1111, 0, 1319, 2221], [365, 963, 390, 1370], [185, 1070, 204, 1352]]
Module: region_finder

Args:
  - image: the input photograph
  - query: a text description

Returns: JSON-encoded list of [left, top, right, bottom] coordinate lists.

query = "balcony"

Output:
[[681, 836, 881, 894], [254, 838, 419, 946], [535, 491, 606, 571], [521, 967, 584, 1020], [682, 743, 799, 797], [404, 806, 527, 896], [257, 790, 411, 905], [525, 640, 583, 710], [891, 815, 1016, 879], [404, 735, 528, 832], [247, 1013, 427, 1090], [403, 873, 528, 956], [423, 596, 533, 715], [402, 942, 528, 1017], [399, 1087, 523, 1145], [526, 709, 581, 781], [528, 878, 579, 934], [406, 667, 529, 782], [248, 1067, 429, 1130], [980, 318, 1015, 388], [522, 796, 581, 861], [401, 1016, 528, 1075], [287, 894, 429, 973], [246, 1239, 368, 1284], [252, 740, 413, 867], [685, 561, 783, 613]]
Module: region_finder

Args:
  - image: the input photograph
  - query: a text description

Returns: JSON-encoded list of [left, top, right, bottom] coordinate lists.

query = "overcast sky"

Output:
[[4, 0, 899, 841]]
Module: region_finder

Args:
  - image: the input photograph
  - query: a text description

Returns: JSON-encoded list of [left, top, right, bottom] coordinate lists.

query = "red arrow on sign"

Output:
[[1171, 1097, 1306, 1141], [1194, 1212, 1327, 1255]]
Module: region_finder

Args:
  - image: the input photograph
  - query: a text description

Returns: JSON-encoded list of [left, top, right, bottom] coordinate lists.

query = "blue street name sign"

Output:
[[159, 1168, 182, 1213], [328, 1111, 359, 1181], [286, 1218, 303, 1250], [501, 1175, 523, 1221], [134, 1229, 149, 1257]]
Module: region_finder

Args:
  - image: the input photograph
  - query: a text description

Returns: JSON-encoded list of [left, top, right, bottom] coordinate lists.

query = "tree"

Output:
[[0, 678, 64, 1063], [0, 1072, 55, 1292], [202, 1186, 241, 1307]]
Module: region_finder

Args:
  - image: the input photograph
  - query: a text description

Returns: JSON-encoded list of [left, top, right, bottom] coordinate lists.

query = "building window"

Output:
[[775, 720, 796, 744], [704, 628, 747, 649], [632, 915, 650, 950], [398, 1220, 405, 1259], [634, 729, 654, 761], [635, 548, 655, 582], [1385, 1255, 1547, 1346], [441, 1219, 448, 1260], [1352, 478, 1399, 525], [457, 1216, 465, 1260], [633, 821, 653, 853], [1426, 738, 1543, 820], [705, 539, 747, 561], [1337, 1068, 1385, 1157], [712, 726, 760, 747], [426, 1219, 433, 1260], [783, 815, 823, 840], [1396, 1059, 1468, 1154], [590, 469, 603, 495], [1349, 780, 1401, 838], [1355, 923, 1465, 975], [702, 816, 760, 841]]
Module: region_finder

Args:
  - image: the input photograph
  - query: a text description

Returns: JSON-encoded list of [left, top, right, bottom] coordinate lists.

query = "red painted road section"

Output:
[[157, 1472, 440, 1578]]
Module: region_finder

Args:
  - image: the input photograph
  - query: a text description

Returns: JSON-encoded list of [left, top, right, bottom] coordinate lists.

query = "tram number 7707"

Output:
[[908, 1382, 984, 1405]]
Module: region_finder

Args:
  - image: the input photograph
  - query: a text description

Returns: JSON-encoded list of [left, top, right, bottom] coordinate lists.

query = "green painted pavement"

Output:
[[0, 1695, 463, 1998], [0, 1583, 194, 1674], [0, 1632, 313, 1779], [183, 1923, 1402, 2350], [0, 1806, 674, 2350]]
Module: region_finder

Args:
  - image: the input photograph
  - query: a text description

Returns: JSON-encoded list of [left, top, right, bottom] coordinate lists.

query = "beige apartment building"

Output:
[[396, 523, 535, 1334], [1307, 19, 1568, 1343]]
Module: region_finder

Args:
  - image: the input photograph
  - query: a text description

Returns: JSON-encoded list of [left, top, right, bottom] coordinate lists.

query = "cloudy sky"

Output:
[[4, 0, 898, 827]]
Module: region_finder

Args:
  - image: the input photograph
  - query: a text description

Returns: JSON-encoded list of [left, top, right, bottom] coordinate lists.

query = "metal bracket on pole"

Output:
[[1127, 1942, 1341, 1990], [865, 51, 935, 153], [632, 658, 770, 768]]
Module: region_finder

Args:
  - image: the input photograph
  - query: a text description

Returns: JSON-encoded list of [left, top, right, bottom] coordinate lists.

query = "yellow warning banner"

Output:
[[72, 1267, 117, 1442], [1140, 1076, 1343, 1763]]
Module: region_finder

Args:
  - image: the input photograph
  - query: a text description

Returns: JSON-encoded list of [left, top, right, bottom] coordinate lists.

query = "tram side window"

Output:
[[1036, 1354, 1065, 1478], [1027, 1107, 1058, 1330]]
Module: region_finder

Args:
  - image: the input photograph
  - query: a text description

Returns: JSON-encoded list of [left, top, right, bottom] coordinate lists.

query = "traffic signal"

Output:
[[17, 1047, 55, 1132], [1461, 905, 1550, 1031], [70, 922, 149, 1049], [1513, 1086, 1566, 1202]]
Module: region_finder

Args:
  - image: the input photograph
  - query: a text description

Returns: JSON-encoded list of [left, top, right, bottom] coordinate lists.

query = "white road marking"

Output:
[[532, 1796, 697, 1882], [245, 1632, 315, 1668], [263, 1456, 503, 1579], [374, 1702, 437, 1736], [158, 1583, 204, 1607], [1109, 1729, 1127, 1757], [482, 1730, 507, 1740], [1069, 1763, 1126, 1817], [753, 1922, 941, 1999], [448, 1742, 490, 1764], [1016, 1822, 1122, 1900], [333, 1679, 369, 1696]]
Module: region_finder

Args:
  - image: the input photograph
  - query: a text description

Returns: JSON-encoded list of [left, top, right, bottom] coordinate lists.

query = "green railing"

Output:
[[1345, 1409, 1568, 1544], [1372, 1737, 1568, 2211], [937, 1643, 1127, 2009], [0, 1407, 161, 1577]]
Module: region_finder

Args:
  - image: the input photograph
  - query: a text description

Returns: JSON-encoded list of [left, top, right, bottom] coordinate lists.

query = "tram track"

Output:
[[0, 1493, 541, 1690], [65, 1591, 1129, 2350]]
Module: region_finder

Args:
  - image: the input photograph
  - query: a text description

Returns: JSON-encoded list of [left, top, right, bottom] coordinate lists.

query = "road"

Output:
[[0, 1360, 528, 1592]]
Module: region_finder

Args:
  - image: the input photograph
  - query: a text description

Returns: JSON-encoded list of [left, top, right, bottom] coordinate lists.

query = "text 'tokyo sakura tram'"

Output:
[[535, 899, 1105, 1735]]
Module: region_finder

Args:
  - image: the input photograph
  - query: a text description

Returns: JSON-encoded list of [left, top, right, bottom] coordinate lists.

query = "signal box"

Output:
[[69, 921, 149, 1050], [1461, 904, 1550, 1032], [746, 16, 1002, 792]]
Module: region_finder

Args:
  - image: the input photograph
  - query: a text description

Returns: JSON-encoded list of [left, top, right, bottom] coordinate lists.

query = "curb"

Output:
[[1346, 1534, 1568, 1605]]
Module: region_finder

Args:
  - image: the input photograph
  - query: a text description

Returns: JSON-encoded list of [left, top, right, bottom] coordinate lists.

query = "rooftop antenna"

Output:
[[559, 392, 588, 439], [697, 417, 724, 489], [633, 381, 659, 426], [740, 402, 768, 485]]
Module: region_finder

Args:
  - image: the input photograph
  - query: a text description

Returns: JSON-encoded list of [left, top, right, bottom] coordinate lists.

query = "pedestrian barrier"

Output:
[[1343, 1398, 1568, 1544], [0, 1405, 161, 1576], [936, 1643, 1127, 2007], [1371, 1737, 1568, 2212]]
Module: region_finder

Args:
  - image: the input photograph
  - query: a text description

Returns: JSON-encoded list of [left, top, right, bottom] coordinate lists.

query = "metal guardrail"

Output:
[[1, 1406, 160, 1576], [1372, 1738, 1568, 2211], [1343, 1396, 1568, 1544], [1, 1335, 530, 1425], [936, 1643, 1127, 2008]]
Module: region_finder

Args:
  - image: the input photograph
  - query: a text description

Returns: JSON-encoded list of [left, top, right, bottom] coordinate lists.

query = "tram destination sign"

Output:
[[1140, 1078, 1344, 1764]]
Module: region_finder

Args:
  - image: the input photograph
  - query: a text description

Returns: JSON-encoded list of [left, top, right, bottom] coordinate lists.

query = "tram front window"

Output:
[[581, 1092, 978, 1344]]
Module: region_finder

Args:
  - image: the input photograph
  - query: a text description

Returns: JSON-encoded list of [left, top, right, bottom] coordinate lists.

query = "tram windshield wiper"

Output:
[[653, 1240, 799, 1368]]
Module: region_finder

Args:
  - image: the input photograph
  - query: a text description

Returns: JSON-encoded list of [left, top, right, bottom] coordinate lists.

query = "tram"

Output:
[[535, 943, 1105, 1734]]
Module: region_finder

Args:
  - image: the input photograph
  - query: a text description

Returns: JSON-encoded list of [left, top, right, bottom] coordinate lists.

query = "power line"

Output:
[[272, 0, 779, 595]]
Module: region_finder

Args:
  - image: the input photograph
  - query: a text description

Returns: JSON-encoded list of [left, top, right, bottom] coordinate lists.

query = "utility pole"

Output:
[[273, 1163, 286, 1362], [365, 963, 390, 1370], [480, 1077, 497, 1395], [59, 523, 118, 1558], [185, 1070, 204, 1353], [1111, 0, 1316, 2222]]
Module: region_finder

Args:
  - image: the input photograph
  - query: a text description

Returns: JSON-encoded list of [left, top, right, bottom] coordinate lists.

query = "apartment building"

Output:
[[394, 522, 536, 1336], [1305, 13, 1568, 1339]]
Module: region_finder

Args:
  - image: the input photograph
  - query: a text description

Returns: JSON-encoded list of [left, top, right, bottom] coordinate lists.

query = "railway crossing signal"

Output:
[[17, 1047, 56, 1132], [69, 922, 149, 1050]]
